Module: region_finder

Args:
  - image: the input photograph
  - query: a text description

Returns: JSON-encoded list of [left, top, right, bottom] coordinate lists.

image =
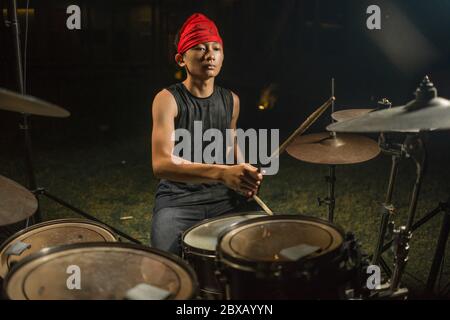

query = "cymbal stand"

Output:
[[403, 134, 427, 233], [372, 133, 405, 271], [378, 134, 426, 288], [318, 163, 336, 223], [372, 98, 399, 274], [5, 0, 40, 223], [318, 78, 337, 223]]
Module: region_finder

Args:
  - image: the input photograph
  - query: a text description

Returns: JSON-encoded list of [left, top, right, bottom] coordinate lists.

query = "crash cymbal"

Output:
[[286, 132, 380, 165], [331, 109, 373, 122], [0, 175, 38, 226], [0, 88, 70, 117], [327, 76, 450, 133]]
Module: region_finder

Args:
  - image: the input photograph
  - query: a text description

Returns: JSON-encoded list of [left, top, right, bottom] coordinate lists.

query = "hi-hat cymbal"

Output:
[[0, 88, 70, 117], [331, 109, 373, 122], [286, 132, 380, 165], [0, 175, 38, 226], [327, 76, 450, 133]]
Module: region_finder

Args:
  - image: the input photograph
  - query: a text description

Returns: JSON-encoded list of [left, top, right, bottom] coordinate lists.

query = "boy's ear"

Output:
[[175, 53, 186, 67]]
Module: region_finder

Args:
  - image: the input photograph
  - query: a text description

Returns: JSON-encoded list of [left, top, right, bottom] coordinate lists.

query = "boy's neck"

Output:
[[183, 77, 215, 98]]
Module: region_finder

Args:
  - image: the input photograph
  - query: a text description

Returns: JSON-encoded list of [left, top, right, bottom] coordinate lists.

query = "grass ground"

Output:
[[1, 132, 449, 299]]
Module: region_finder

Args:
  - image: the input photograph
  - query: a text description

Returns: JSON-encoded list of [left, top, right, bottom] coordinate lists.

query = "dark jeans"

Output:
[[151, 199, 260, 256]]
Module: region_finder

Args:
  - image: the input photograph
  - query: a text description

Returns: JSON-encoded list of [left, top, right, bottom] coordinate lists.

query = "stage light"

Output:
[[257, 83, 277, 111]]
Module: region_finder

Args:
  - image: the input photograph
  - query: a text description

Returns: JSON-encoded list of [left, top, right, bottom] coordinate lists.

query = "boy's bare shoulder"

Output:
[[152, 89, 177, 117]]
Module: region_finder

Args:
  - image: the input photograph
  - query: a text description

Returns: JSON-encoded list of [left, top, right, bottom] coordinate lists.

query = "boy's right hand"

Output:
[[221, 164, 263, 197]]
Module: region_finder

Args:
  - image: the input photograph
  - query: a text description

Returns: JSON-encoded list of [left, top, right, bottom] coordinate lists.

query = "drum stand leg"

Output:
[[425, 198, 450, 296], [318, 165, 336, 222], [372, 154, 401, 269], [34, 188, 141, 244], [371, 225, 410, 300], [374, 197, 449, 297], [378, 257, 392, 277]]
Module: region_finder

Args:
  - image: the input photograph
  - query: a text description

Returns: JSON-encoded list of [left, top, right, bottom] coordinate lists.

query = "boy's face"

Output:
[[176, 42, 224, 80]]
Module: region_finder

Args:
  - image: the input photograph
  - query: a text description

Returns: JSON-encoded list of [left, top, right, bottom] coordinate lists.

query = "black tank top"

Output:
[[153, 83, 242, 212]]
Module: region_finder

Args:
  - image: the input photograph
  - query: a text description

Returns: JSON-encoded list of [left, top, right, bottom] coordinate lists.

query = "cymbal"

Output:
[[331, 109, 373, 122], [0, 88, 70, 118], [286, 132, 380, 165], [0, 176, 38, 226], [327, 76, 450, 133]]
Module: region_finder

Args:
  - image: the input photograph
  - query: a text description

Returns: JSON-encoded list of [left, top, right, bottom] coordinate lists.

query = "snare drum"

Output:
[[182, 212, 265, 299], [3, 242, 198, 300], [216, 215, 360, 300], [0, 219, 117, 279]]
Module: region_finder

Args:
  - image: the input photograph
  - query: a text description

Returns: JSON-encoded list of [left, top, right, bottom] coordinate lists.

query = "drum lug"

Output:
[[214, 268, 229, 299]]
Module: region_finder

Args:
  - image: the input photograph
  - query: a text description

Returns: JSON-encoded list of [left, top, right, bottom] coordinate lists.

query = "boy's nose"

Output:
[[205, 51, 216, 61]]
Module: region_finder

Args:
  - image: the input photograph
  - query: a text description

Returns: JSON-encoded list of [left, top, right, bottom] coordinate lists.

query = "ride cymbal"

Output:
[[286, 132, 380, 165]]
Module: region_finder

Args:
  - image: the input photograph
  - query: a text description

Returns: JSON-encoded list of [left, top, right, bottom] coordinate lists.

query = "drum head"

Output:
[[0, 219, 117, 278], [183, 212, 264, 254], [218, 215, 344, 262], [4, 243, 197, 300]]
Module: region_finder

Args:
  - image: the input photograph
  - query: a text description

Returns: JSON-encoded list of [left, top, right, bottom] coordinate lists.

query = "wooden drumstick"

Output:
[[253, 194, 273, 215], [251, 97, 335, 216], [270, 96, 335, 159], [252, 166, 273, 215]]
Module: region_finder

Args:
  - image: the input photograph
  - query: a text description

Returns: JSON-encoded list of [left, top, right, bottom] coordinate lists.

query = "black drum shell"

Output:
[[182, 249, 222, 299], [181, 212, 266, 299], [216, 214, 358, 300]]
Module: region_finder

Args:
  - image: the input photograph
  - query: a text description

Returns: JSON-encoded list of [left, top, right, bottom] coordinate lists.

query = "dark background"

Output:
[[1, 0, 450, 298], [1, 0, 450, 145]]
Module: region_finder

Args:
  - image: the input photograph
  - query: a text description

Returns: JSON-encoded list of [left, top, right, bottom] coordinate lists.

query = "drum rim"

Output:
[[216, 214, 346, 271], [181, 211, 267, 256], [3, 241, 199, 300], [0, 218, 118, 253]]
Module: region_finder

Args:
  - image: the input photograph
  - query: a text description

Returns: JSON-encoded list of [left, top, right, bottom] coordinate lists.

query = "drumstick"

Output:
[[252, 166, 273, 215], [270, 96, 335, 159], [253, 194, 273, 215], [251, 96, 335, 216]]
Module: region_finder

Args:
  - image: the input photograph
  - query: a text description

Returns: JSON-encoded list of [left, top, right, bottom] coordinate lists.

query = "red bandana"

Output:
[[177, 13, 223, 55]]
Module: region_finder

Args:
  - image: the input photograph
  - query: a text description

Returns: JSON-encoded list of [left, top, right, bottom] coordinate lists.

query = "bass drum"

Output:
[[216, 215, 361, 300], [3, 242, 198, 300], [0, 218, 118, 279], [182, 212, 265, 299]]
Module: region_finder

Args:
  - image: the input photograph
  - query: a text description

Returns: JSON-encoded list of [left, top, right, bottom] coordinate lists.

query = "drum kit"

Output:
[[0, 75, 449, 300], [180, 76, 450, 300]]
